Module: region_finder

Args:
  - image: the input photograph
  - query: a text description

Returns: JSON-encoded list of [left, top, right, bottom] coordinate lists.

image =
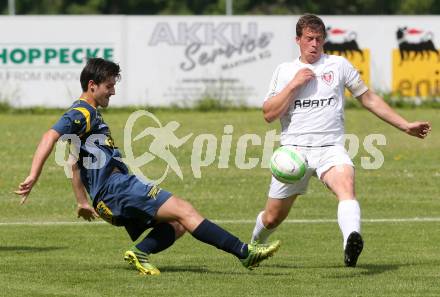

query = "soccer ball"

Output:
[[270, 146, 307, 183]]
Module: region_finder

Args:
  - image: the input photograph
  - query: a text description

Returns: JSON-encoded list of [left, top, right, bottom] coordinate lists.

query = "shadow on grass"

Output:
[[0, 246, 66, 253], [158, 265, 212, 273], [348, 260, 440, 277], [160, 264, 291, 276], [119, 265, 212, 274], [311, 262, 435, 278], [353, 263, 400, 276], [120, 265, 290, 276], [266, 262, 401, 277]]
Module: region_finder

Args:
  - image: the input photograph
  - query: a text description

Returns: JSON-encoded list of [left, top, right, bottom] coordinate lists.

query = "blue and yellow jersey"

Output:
[[52, 99, 128, 201]]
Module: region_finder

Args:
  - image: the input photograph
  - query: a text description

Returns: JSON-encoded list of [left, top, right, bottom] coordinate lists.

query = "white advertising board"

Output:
[[0, 15, 439, 107], [0, 16, 125, 107], [124, 16, 296, 107]]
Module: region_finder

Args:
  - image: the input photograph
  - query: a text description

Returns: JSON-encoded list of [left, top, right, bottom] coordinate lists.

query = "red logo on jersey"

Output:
[[321, 71, 334, 85]]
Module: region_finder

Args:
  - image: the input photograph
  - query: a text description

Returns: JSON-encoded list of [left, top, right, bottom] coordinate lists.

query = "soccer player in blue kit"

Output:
[[15, 58, 280, 275]]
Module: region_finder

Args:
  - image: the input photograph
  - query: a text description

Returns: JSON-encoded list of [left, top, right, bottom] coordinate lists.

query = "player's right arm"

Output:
[[71, 161, 98, 221], [15, 129, 61, 204], [263, 67, 315, 123]]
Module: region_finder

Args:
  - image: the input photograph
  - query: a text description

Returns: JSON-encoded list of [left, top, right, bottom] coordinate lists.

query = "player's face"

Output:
[[296, 27, 325, 64], [92, 77, 116, 108]]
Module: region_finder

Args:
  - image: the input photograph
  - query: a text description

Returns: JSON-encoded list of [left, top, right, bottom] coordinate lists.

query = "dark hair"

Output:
[[296, 14, 326, 39], [80, 58, 121, 92]]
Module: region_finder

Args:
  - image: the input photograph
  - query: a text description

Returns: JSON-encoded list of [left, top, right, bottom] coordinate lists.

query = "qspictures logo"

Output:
[[393, 27, 440, 97], [55, 110, 387, 185]]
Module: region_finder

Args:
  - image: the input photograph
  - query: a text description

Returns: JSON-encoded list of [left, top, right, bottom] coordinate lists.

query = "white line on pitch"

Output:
[[1, 217, 440, 226], [218, 217, 440, 224]]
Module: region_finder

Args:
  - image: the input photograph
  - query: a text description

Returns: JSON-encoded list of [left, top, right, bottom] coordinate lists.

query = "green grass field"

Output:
[[1, 109, 439, 297]]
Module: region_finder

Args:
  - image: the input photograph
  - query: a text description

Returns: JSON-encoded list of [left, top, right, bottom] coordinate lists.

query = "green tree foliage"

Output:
[[1, 0, 440, 15], [397, 0, 435, 14]]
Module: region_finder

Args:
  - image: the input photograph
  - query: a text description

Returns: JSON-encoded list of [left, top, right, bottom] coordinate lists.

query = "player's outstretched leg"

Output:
[[156, 196, 281, 270], [344, 231, 364, 267], [189, 217, 281, 270]]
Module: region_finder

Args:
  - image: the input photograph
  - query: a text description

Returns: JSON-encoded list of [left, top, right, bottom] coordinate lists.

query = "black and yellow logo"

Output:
[[104, 135, 115, 148], [147, 185, 161, 200], [95, 201, 114, 225], [393, 27, 440, 97]]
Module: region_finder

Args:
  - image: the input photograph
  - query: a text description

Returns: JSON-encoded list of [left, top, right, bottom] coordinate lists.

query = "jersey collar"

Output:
[[79, 98, 97, 109]]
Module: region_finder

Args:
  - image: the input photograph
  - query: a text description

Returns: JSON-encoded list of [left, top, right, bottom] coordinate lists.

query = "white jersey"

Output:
[[265, 54, 368, 146]]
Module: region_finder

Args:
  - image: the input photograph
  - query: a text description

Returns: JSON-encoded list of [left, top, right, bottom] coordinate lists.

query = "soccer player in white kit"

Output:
[[251, 14, 432, 267]]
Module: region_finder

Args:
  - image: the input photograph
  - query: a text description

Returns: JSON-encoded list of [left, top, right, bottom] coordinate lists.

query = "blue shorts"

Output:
[[93, 172, 172, 241]]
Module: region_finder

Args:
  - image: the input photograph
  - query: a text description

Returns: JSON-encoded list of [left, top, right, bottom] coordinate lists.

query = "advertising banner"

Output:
[[124, 16, 296, 107], [322, 16, 440, 98], [0, 16, 124, 107], [0, 16, 439, 107]]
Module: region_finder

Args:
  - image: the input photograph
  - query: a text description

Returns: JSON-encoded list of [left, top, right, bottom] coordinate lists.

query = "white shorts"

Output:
[[268, 145, 354, 199]]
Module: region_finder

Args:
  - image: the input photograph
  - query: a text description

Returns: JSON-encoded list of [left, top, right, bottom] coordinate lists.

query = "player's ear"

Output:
[[88, 80, 96, 92]]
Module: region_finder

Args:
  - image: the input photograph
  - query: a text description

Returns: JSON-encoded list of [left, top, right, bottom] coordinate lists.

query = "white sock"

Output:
[[251, 211, 277, 243], [337, 199, 361, 249]]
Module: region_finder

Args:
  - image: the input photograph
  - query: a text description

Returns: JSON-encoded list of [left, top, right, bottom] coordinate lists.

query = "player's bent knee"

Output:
[[168, 220, 186, 239], [156, 196, 204, 233], [167, 196, 204, 227]]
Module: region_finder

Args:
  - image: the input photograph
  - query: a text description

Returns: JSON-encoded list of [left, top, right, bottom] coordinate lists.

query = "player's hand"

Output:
[[405, 121, 432, 138], [77, 204, 99, 222], [14, 175, 37, 204], [289, 68, 315, 88]]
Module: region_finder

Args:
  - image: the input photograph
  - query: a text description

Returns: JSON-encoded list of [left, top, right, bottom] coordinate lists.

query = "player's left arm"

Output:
[[71, 161, 99, 221], [357, 90, 432, 139]]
